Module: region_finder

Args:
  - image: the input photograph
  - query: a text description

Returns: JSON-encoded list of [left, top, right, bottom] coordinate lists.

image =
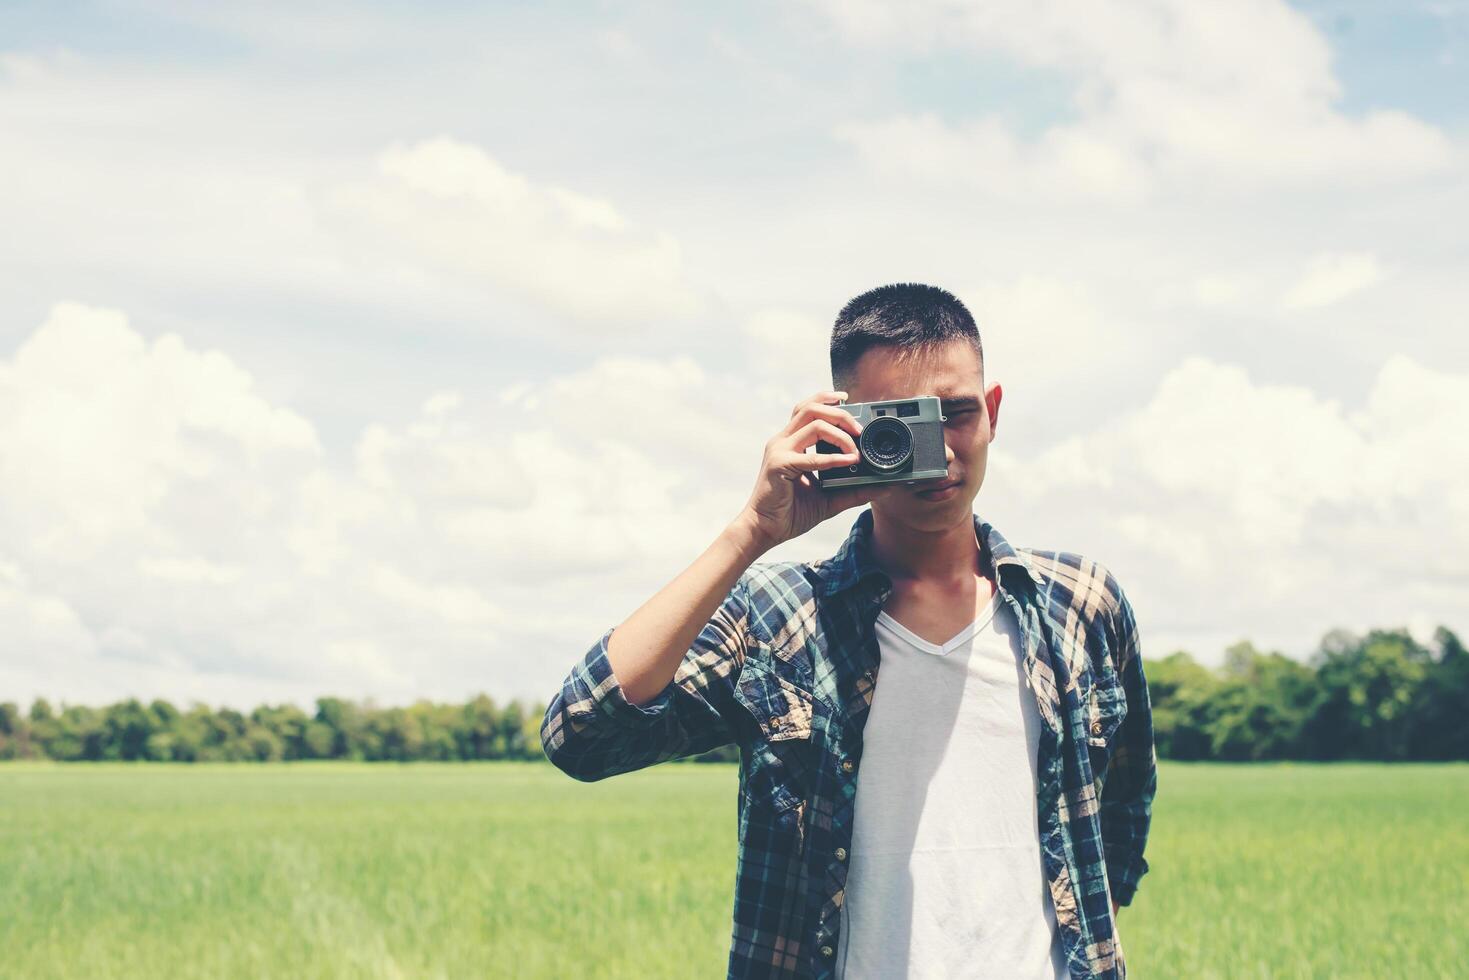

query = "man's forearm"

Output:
[[605, 511, 772, 706], [1101, 583, 1156, 908], [1101, 758, 1155, 906], [1104, 832, 1151, 907]]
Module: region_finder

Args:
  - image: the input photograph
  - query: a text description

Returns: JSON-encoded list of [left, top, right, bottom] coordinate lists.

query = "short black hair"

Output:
[[830, 283, 983, 393]]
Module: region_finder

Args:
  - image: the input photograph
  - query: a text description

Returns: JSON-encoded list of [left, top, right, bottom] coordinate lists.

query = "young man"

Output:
[[541, 283, 1156, 979]]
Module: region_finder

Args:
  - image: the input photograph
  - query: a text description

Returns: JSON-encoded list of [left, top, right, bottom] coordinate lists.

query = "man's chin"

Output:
[[876, 488, 975, 521]]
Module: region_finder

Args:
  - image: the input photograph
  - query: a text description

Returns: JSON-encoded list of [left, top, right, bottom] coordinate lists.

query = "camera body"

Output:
[[813, 395, 950, 490]]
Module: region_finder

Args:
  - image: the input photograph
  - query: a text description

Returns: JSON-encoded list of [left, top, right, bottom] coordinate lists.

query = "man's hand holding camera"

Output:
[[735, 389, 903, 552]]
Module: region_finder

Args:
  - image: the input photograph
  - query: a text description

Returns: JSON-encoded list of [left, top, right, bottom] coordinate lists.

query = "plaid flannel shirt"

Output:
[[541, 507, 1156, 979]]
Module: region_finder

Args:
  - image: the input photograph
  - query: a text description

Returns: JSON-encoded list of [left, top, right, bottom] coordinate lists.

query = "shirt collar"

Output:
[[814, 507, 1044, 599]]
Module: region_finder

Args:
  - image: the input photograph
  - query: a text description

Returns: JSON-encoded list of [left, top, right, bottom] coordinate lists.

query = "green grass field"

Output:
[[2, 762, 1465, 979]]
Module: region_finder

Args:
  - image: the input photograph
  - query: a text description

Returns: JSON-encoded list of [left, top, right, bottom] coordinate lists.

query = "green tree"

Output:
[[302, 720, 337, 759], [246, 724, 284, 762], [370, 707, 424, 762], [251, 704, 311, 760], [29, 698, 54, 724], [0, 702, 31, 759], [104, 699, 157, 761], [496, 700, 529, 759], [1305, 628, 1432, 760], [520, 701, 547, 761], [1142, 650, 1218, 760], [460, 695, 499, 759], [315, 697, 368, 760], [1204, 642, 1316, 760], [1408, 627, 1469, 760], [409, 700, 459, 760]]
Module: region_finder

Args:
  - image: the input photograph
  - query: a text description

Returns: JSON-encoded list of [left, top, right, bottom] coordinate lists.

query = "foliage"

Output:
[[1148, 625, 1466, 761], [0, 695, 552, 764], [2, 625, 1463, 763]]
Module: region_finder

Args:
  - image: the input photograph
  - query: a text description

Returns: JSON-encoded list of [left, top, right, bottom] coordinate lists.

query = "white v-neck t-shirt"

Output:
[[834, 590, 1069, 979]]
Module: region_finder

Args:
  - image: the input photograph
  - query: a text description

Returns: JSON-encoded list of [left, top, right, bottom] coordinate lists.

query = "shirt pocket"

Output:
[[1084, 663, 1128, 750], [733, 662, 816, 816]]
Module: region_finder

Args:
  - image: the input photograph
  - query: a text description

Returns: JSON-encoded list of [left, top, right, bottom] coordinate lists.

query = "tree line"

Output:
[[2, 625, 1465, 763], [1148, 625, 1467, 761], [0, 695, 548, 763]]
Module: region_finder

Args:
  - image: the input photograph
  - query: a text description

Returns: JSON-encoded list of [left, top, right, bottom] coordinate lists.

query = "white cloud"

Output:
[[818, 0, 1456, 199], [0, 50, 708, 355], [1018, 353, 1469, 545], [959, 275, 1142, 383], [0, 302, 318, 560], [0, 303, 780, 706], [0, 3, 1464, 701], [835, 113, 1151, 203], [743, 309, 831, 385], [0, 562, 95, 655], [1280, 252, 1385, 310], [988, 352, 1469, 658], [369, 563, 504, 627], [323, 138, 703, 324], [1184, 273, 1262, 309], [138, 557, 244, 585], [2, 299, 1466, 703]]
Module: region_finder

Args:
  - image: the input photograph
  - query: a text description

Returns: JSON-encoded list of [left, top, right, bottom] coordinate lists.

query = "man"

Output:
[[541, 283, 1156, 979]]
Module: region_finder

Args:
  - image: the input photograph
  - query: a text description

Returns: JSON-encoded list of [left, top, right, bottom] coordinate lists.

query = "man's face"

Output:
[[843, 339, 1001, 528]]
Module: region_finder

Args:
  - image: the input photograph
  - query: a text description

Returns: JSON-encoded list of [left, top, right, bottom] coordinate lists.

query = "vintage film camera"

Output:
[[813, 395, 950, 490]]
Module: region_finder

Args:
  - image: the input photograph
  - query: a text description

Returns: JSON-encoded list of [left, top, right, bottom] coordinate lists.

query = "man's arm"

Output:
[[541, 387, 894, 782], [539, 514, 770, 782], [1100, 582, 1157, 908]]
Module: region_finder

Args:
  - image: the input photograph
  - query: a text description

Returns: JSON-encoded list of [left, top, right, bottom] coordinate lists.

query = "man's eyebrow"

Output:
[[938, 395, 982, 410]]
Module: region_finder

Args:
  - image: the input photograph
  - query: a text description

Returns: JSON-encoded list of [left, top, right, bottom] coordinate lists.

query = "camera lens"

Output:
[[860, 416, 914, 472]]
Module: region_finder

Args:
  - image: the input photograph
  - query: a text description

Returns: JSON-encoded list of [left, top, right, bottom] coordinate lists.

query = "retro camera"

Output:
[[813, 395, 949, 490]]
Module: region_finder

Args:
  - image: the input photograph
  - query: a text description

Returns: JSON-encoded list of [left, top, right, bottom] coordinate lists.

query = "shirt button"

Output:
[[771, 716, 784, 729], [820, 945, 835, 959], [840, 759, 855, 773], [1090, 720, 1103, 735], [834, 847, 847, 861]]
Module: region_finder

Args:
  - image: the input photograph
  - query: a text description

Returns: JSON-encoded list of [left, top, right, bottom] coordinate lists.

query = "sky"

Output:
[[1, 0, 1466, 709]]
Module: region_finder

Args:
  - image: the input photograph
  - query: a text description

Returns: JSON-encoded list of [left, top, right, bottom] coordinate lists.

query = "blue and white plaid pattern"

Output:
[[542, 508, 1156, 978]]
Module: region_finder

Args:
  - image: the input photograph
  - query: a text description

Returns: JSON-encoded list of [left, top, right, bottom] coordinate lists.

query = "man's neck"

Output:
[[868, 507, 986, 590]]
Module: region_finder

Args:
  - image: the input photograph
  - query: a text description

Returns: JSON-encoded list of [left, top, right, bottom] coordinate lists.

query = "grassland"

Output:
[[2, 762, 1465, 978]]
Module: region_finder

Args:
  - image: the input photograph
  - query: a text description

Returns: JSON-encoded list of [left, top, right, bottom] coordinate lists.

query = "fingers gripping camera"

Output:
[[813, 395, 950, 490]]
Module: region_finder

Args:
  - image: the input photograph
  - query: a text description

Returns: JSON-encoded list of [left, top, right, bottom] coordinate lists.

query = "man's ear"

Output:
[[986, 381, 1003, 436]]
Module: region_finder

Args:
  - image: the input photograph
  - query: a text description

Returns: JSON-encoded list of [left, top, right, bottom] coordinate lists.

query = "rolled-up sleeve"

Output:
[[540, 573, 750, 782], [1100, 583, 1157, 907]]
